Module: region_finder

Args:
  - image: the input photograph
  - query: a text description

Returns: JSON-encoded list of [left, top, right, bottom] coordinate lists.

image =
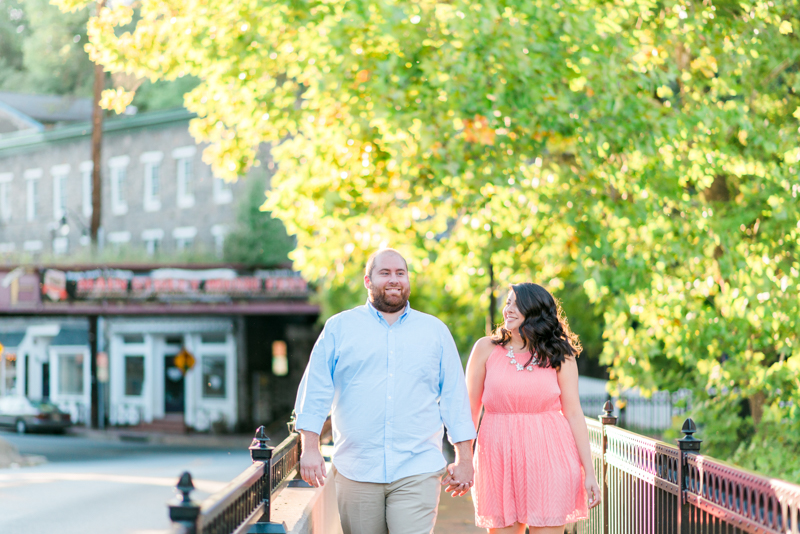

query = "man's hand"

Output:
[[299, 430, 327, 487], [441, 460, 474, 497], [441, 440, 474, 497]]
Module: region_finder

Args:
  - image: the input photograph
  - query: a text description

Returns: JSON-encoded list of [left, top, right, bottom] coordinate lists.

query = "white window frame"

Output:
[[23, 240, 43, 252], [109, 156, 130, 216], [213, 176, 233, 204], [80, 161, 93, 219], [172, 146, 196, 209], [141, 229, 164, 256], [173, 226, 197, 251], [0, 173, 12, 222], [52, 236, 69, 255], [107, 231, 131, 245], [141, 152, 163, 212], [51, 164, 70, 221], [24, 168, 42, 222], [211, 224, 227, 258]]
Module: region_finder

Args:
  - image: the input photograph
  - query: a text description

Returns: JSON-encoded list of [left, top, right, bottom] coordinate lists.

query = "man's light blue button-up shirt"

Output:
[[294, 301, 477, 484]]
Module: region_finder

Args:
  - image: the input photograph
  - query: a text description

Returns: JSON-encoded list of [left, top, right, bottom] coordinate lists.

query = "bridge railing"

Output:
[[569, 401, 800, 534], [168, 416, 332, 534]]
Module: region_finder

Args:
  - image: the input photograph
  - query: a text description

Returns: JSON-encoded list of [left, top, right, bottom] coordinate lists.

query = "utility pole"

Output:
[[89, 0, 106, 428], [486, 260, 496, 335], [89, 3, 105, 248]]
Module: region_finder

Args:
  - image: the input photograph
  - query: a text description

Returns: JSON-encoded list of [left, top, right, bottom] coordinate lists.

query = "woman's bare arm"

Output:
[[558, 357, 601, 508], [465, 337, 494, 431]]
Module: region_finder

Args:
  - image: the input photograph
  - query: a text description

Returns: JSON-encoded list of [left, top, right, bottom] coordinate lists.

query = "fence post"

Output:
[[677, 418, 702, 534], [169, 472, 201, 534], [598, 400, 617, 534], [249, 426, 274, 522]]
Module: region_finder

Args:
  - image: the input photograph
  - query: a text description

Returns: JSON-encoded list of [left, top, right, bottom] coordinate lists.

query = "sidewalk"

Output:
[[436, 486, 483, 533], [66, 420, 291, 450]]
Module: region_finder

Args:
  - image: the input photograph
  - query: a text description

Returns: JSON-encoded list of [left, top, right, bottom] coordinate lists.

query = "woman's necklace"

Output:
[[506, 343, 539, 372]]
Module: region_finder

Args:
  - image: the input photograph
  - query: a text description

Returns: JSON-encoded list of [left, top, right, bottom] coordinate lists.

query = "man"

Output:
[[294, 248, 476, 534]]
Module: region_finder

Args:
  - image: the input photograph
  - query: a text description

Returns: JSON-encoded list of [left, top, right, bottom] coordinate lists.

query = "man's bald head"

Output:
[[365, 248, 408, 278]]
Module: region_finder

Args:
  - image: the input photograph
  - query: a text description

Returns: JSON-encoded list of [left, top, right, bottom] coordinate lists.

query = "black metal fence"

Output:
[[568, 401, 800, 534], [165, 406, 800, 534], [168, 417, 332, 534]]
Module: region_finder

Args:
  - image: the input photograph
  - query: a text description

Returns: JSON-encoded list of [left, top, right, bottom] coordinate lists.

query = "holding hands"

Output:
[[441, 461, 474, 497]]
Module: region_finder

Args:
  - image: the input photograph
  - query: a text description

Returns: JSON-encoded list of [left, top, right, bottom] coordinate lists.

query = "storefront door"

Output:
[[163, 354, 185, 413], [42, 362, 50, 399]]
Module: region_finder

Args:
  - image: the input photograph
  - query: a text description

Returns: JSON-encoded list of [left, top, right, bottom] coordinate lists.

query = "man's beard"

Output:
[[370, 285, 410, 313]]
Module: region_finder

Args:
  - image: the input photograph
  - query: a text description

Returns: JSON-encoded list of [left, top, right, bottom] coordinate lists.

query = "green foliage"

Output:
[[223, 174, 295, 267], [0, 0, 92, 95], [130, 76, 199, 113], [63, 0, 800, 481]]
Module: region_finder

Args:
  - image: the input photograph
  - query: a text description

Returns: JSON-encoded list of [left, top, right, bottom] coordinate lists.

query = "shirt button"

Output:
[[388, 396, 392, 399], [389, 373, 393, 377]]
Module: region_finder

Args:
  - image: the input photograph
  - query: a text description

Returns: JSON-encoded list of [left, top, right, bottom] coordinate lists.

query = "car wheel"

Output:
[[15, 419, 26, 434]]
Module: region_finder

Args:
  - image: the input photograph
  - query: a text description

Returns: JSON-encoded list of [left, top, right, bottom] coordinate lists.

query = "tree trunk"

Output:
[[89, 2, 105, 248]]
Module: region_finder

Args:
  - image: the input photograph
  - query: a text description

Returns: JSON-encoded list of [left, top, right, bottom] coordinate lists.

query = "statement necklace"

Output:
[[506, 345, 539, 372]]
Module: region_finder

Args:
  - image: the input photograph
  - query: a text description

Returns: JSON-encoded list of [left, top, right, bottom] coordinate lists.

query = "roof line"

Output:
[[0, 100, 44, 132], [0, 107, 195, 154]]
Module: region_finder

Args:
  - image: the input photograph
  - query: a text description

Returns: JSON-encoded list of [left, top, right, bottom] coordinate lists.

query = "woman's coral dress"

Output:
[[472, 344, 588, 528]]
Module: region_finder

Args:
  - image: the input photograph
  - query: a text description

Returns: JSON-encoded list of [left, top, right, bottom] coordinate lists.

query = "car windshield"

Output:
[[30, 401, 58, 413]]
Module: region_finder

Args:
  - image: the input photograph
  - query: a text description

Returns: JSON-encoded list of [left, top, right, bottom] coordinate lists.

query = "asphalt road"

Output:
[[0, 430, 253, 534]]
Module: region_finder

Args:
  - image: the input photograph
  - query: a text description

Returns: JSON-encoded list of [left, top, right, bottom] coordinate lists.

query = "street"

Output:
[[0, 430, 253, 534]]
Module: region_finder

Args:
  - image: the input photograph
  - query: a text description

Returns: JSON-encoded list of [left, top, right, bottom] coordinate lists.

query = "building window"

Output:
[[109, 156, 130, 215], [80, 161, 93, 218], [52, 236, 69, 255], [58, 353, 84, 395], [200, 332, 227, 344], [51, 164, 70, 220], [173, 146, 196, 209], [124, 355, 145, 396], [107, 232, 131, 251], [211, 225, 227, 258], [272, 340, 288, 376], [173, 226, 197, 251], [25, 168, 42, 221], [0, 173, 12, 222], [141, 152, 163, 212], [23, 240, 43, 252], [213, 176, 233, 204], [202, 356, 226, 398], [141, 229, 164, 256]]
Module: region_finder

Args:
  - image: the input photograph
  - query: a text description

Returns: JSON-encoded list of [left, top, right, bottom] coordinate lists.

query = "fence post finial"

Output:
[[287, 410, 297, 434], [250, 425, 274, 463], [678, 417, 702, 452], [599, 399, 617, 426], [168, 471, 200, 534]]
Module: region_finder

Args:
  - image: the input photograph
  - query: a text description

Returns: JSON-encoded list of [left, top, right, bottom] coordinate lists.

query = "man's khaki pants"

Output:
[[334, 467, 446, 534]]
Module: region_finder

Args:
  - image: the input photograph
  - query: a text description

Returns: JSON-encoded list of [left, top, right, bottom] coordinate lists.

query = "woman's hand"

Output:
[[585, 476, 601, 509]]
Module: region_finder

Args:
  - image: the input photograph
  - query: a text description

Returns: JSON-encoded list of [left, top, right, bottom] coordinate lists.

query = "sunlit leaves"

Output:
[[58, 0, 800, 480]]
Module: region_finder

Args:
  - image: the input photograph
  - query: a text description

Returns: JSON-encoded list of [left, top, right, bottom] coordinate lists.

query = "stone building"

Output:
[[0, 96, 318, 432]]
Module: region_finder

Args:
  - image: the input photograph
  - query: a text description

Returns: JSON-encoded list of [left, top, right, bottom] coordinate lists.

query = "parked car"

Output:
[[0, 397, 72, 434]]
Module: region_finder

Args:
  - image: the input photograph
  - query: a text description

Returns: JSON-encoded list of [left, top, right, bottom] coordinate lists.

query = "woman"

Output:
[[465, 283, 600, 533]]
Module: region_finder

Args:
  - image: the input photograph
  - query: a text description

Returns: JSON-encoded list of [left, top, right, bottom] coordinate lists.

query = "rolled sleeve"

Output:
[[437, 324, 477, 444], [294, 320, 337, 435]]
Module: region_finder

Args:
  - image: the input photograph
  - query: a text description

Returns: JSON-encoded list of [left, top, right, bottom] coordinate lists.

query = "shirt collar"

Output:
[[366, 299, 411, 325]]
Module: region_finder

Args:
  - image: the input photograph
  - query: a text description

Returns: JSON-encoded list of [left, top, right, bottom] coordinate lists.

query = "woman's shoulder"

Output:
[[471, 336, 498, 361]]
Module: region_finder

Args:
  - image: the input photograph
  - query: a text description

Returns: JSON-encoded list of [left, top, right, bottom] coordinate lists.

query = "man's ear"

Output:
[[364, 275, 371, 289]]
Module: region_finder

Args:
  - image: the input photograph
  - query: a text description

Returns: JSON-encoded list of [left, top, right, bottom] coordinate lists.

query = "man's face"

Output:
[[365, 252, 411, 313]]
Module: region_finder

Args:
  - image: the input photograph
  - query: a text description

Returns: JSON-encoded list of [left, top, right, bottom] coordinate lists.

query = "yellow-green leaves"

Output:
[[99, 87, 134, 114]]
